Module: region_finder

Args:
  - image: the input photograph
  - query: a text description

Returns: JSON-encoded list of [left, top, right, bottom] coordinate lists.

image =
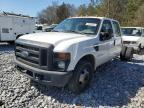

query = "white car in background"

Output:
[[43, 24, 58, 32], [121, 27, 144, 54]]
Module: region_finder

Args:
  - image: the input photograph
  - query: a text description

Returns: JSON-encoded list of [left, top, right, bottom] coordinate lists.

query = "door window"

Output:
[[112, 21, 121, 37], [100, 20, 113, 41]]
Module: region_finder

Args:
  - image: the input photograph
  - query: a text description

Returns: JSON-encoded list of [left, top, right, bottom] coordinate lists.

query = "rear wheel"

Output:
[[120, 46, 133, 61], [125, 47, 134, 61], [68, 60, 93, 94], [120, 46, 127, 61]]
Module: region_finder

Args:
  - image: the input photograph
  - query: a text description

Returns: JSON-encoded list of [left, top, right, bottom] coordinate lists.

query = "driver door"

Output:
[[96, 20, 115, 65]]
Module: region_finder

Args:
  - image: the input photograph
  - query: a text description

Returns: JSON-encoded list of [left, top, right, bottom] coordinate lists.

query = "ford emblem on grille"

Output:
[[21, 51, 29, 58]]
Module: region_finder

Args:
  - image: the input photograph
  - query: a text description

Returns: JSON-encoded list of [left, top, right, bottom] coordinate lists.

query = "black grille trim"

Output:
[[15, 42, 54, 71]]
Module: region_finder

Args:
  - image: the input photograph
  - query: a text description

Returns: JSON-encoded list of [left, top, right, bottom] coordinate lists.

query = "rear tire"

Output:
[[120, 46, 127, 61], [125, 47, 134, 61], [120, 46, 133, 61], [68, 60, 93, 94]]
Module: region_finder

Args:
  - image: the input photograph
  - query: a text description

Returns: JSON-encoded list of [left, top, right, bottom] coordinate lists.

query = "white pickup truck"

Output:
[[15, 17, 125, 93], [121, 27, 144, 55]]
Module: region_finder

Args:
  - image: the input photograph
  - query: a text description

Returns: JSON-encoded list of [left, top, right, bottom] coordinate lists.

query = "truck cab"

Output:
[[121, 27, 144, 54], [15, 17, 122, 93]]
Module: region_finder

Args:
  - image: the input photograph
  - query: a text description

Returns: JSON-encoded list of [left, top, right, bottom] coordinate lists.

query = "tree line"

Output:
[[38, 0, 144, 26]]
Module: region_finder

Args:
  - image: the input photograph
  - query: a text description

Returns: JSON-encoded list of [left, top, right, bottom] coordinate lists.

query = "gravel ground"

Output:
[[0, 43, 144, 108]]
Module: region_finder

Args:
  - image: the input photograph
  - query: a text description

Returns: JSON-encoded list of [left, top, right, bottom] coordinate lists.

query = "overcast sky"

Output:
[[0, 0, 90, 17]]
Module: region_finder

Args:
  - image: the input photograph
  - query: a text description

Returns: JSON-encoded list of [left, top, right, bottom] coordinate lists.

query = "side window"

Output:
[[2, 28, 9, 33], [112, 21, 121, 37], [100, 20, 113, 41]]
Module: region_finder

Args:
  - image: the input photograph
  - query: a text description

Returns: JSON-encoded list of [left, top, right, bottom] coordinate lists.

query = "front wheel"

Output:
[[68, 60, 93, 94]]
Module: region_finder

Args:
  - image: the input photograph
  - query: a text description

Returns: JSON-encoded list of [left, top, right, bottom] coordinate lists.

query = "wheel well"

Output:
[[77, 55, 95, 69], [16, 34, 23, 39]]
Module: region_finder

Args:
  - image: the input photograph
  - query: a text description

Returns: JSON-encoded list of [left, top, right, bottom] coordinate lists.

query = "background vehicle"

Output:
[[43, 24, 58, 32], [15, 17, 124, 93], [0, 12, 35, 44], [35, 24, 43, 33], [121, 27, 144, 55]]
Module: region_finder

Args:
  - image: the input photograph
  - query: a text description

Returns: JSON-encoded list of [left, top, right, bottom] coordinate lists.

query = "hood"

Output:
[[122, 35, 140, 42], [18, 32, 90, 45]]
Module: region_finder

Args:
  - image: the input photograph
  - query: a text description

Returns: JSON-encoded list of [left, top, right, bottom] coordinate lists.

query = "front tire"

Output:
[[68, 60, 93, 94]]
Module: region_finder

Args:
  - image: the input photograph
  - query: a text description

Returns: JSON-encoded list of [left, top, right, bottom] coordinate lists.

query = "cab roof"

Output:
[[68, 16, 118, 22]]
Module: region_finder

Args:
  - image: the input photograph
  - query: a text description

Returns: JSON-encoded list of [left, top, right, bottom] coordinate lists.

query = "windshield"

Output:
[[53, 18, 101, 35], [121, 28, 142, 36]]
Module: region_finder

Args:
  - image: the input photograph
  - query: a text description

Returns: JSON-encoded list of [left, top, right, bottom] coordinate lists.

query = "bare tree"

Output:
[[134, 4, 144, 26], [38, 3, 58, 24], [38, 2, 76, 24], [56, 3, 70, 23], [77, 4, 87, 16]]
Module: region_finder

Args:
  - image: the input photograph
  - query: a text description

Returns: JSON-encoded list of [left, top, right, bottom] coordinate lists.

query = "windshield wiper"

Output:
[[63, 30, 86, 34], [53, 30, 94, 35], [63, 30, 78, 33]]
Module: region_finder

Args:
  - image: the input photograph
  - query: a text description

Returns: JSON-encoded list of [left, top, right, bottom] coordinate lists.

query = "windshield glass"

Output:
[[53, 18, 101, 35], [121, 28, 142, 36]]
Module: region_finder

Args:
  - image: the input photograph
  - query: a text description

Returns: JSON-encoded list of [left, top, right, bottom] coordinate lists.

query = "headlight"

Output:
[[57, 61, 65, 69], [54, 52, 70, 60], [54, 52, 71, 71]]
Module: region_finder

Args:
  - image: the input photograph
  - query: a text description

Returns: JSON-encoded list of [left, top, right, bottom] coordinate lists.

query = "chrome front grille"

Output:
[[15, 42, 54, 70], [15, 44, 40, 67]]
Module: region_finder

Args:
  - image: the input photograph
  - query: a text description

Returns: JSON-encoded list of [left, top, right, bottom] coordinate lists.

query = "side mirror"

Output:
[[100, 29, 113, 41]]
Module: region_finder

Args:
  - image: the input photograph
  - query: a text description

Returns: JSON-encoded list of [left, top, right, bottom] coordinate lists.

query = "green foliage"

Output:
[[94, 0, 144, 26]]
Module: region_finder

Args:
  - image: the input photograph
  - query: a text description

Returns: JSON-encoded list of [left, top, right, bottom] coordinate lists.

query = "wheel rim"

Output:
[[79, 68, 90, 85]]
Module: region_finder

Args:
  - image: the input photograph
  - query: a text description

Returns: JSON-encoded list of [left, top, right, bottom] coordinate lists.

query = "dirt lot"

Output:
[[0, 43, 144, 108]]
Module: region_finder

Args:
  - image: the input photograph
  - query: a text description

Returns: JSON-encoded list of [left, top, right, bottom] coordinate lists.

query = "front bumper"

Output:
[[15, 60, 73, 87]]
